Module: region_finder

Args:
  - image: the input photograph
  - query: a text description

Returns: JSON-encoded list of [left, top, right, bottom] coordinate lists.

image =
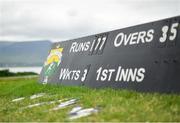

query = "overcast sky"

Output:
[[0, 0, 179, 42]]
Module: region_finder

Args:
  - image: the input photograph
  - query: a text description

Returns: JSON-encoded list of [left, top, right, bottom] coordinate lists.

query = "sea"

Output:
[[0, 66, 42, 74]]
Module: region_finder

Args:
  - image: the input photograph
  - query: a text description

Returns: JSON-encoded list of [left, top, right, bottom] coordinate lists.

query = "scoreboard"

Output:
[[39, 16, 180, 93]]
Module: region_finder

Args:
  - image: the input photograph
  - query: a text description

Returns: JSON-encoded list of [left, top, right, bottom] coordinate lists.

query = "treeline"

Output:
[[0, 69, 38, 77], [0, 63, 43, 67]]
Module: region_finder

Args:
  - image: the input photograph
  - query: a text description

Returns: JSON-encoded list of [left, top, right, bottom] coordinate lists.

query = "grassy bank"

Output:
[[0, 77, 179, 122]]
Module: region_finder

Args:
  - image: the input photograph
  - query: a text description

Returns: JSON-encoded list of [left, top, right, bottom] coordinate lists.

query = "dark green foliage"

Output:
[[0, 69, 37, 77]]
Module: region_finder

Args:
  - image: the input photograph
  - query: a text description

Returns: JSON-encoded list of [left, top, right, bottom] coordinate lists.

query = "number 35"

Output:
[[159, 23, 179, 43]]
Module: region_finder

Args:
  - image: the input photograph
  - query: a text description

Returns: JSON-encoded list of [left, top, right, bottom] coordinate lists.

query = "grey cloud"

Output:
[[0, 0, 180, 42], [67, 8, 78, 17], [1, 15, 100, 41]]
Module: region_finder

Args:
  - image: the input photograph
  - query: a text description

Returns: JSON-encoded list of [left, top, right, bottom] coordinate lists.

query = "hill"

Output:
[[0, 40, 52, 67]]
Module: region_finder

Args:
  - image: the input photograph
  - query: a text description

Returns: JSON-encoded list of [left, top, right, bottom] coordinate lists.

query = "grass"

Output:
[[0, 76, 180, 122]]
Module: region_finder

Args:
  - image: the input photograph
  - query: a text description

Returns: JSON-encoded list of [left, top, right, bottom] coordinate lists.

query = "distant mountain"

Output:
[[0, 40, 52, 67]]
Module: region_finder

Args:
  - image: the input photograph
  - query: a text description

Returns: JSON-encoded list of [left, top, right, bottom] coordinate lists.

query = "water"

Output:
[[0, 66, 42, 74]]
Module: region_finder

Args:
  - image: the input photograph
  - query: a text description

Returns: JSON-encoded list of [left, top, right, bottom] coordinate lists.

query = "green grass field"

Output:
[[0, 76, 180, 122]]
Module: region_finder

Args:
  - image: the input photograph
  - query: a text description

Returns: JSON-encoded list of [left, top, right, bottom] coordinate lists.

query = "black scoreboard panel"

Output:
[[39, 16, 180, 93]]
